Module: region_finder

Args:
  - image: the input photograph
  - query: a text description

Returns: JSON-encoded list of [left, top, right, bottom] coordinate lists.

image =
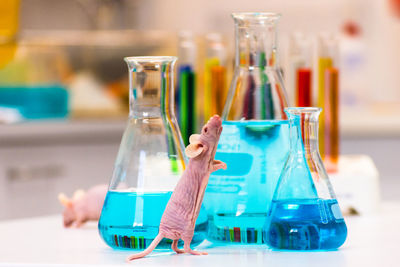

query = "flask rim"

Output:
[[285, 107, 322, 115], [124, 56, 177, 64], [231, 12, 281, 25]]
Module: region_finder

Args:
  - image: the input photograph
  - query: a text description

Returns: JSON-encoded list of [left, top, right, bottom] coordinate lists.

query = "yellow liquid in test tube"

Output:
[[0, 0, 20, 68], [0, 0, 20, 38], [210, 65, 226, 115], [324, 67, 339, 173], [317, 57, 332, 157], [204, 58, 220, 119]]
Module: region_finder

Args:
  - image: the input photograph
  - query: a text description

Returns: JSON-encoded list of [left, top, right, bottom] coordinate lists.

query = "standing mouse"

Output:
[[127, 115, 226, 261]]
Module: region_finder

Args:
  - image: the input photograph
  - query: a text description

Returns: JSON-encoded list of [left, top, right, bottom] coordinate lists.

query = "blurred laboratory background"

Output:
[[0, 0, 399, 220]]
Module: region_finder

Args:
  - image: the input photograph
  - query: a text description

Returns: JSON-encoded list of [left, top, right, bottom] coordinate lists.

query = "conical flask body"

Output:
[[263, 107, 347, 250], [204, 13, 290, 243], [98, 57, 207, 250]]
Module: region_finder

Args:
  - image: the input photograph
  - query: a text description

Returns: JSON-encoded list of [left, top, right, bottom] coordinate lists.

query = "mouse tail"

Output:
[[126, 233, 164, 261]]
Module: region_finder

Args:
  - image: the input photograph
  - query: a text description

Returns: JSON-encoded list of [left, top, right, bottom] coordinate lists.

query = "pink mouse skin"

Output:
[[59, 184, 108, 228], [127, 115, 226, 261]]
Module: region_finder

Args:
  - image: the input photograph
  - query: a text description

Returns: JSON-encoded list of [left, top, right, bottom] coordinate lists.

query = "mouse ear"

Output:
[[72, 189, 85, 201], [189, 134, 201, 144], [185, 142, 204, 158], [58, 193, 72, 207]]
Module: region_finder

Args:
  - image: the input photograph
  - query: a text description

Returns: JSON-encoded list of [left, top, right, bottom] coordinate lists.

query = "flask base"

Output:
[[207, 213, 267, 244], [98, 191, 208, 250], [263, 198, 347, 250], [98, 224, 208, 250]]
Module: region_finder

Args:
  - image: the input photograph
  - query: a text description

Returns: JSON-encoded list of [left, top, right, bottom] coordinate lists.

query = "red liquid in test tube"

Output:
[[296, 68, 312, 107]]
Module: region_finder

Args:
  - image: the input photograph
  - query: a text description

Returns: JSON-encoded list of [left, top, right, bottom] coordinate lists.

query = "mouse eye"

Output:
[[203, 127, 208, 133]]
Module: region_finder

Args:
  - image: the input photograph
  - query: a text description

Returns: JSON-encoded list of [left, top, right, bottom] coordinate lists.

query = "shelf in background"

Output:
[[0, 119, 126, 147], [1, 105, 400, 147]]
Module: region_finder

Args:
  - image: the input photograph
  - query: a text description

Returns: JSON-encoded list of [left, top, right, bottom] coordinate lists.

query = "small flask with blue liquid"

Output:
[[263, 107, 347, 250], [98, 57, 207, 250]]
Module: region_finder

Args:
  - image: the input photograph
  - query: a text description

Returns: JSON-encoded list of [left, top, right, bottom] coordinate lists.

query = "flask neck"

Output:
[[125, 57, 176, 119], [287, 108, 321, 155], [233, 13, 280, 68]]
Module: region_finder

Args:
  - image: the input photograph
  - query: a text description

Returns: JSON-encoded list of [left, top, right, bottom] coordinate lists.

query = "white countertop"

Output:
[[0, 202, 398, 267]]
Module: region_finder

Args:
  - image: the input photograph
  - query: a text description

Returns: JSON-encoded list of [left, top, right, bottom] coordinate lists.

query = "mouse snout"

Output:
[[208, 115, 222, 128]]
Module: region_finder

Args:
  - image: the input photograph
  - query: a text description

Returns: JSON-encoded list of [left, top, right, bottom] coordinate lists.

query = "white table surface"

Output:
[[0, 203, 398, 267]]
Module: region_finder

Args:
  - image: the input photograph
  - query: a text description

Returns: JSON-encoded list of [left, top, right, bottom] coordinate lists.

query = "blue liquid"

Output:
[[204, 120, 289, 243], [98, 191, 208, 250], [264, 198, 347, 250]]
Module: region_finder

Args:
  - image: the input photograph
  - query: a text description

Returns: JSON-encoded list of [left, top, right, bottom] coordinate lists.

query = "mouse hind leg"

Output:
[[171, 240, 185, 254], [183, 237, 208, 256]]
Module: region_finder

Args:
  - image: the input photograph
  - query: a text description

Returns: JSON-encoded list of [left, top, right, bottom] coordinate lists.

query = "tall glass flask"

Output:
[[98, 57, 207, 250], [204, 13, 290, 243], [263, 107, 347, 250]]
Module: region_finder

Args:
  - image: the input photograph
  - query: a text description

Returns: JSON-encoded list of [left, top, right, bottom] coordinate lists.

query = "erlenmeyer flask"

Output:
[[263, 107, 347, 250], [98, 56, 208, 250], [204, 12, 290, 243]]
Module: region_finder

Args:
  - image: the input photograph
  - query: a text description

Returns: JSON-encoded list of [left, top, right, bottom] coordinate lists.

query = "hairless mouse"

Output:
[[58, 184, 108, 227], [127, 115, 226, 261]]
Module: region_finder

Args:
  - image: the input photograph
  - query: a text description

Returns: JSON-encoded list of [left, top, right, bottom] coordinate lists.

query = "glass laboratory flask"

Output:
[[263, 107, 347, 250], [98, 57, 208, 250], [204, 12, 290, 243]]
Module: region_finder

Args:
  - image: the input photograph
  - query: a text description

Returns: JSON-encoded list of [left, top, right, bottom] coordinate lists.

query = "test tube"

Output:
[[287, 33, 306, 105], [295, 34, 313, 107], [0, 0, 19, 69], [297, 68, 312, 106], [324, 67, 339, 172], [287, 33, 313, 107], [316, 33, 339, 171], [177, 31, 197, 145], [210, 65, 226, 115], [204, 33, 227, 119]]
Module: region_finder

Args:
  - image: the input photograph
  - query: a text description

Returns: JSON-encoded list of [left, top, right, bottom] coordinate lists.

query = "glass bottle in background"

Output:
[[177, 32, 197, 146], [204, 33, 227, 118], [263, 107, 347, 250], [317, 33, 340, 172], [339, 21, 367, 108], [204, 12, 290, 244], [98, 56, 207, 250]]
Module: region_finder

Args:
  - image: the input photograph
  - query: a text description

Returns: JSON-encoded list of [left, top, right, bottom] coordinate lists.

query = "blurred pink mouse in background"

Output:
[[58, 184, 108, 227]]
